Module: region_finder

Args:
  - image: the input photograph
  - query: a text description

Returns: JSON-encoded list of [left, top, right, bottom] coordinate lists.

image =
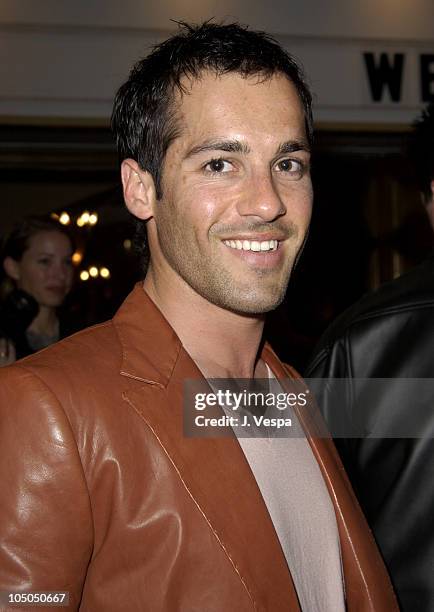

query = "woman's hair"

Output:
[[1, 216, 74, 299], [2, 216, 73, 262]]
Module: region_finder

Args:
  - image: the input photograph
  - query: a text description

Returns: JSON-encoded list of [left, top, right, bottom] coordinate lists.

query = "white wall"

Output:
[[2, 0, 434, 40], [1, 0, 433, 125]]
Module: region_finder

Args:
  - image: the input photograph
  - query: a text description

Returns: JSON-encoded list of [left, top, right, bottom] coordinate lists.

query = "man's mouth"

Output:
[[222, 239, 278, 252]]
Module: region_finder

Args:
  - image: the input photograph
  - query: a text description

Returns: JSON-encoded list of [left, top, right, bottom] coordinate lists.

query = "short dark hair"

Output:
[[111, 21, 313, 265], [409, 103, 434, 203]]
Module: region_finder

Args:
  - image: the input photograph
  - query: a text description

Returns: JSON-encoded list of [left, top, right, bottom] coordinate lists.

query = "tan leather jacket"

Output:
[[0, 284, 397, 611]]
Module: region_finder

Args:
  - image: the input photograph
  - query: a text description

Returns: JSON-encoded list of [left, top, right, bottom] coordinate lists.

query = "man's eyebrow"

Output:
[[276, 140, 311, 156], [186, 139, 251, 158]]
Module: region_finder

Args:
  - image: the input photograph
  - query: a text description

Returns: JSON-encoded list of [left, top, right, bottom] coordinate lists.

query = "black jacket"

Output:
[[306, 255, 434, 612]]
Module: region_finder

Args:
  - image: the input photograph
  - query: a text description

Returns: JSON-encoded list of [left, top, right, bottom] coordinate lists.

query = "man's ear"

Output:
[[121, 159, 157, 221], [3, 256, 20, 281]]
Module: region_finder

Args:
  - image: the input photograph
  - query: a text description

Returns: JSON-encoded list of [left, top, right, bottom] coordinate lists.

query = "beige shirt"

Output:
[[223, 367, 346, 612]]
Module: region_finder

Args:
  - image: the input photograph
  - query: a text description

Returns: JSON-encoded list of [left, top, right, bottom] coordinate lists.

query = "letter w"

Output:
[[363, 52, 405, 102]]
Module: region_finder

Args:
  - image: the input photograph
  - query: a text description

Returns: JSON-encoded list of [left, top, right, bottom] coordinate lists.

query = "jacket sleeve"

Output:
[[305, 334, 358, 432], [304, 334, 364, 499], [0, 365, 94, 611]]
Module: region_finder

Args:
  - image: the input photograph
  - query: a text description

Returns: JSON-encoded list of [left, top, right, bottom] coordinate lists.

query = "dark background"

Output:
[[1, 124, 432, 369]]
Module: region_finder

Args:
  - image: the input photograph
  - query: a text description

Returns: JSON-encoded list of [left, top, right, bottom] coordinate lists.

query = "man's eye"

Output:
[[275, 159, 303, 174], [204, 158, 232, 173]]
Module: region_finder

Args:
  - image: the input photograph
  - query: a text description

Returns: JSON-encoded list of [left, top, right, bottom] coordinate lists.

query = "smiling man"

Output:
[[120, 68, 312, 380], [0, 22, 396, 611]]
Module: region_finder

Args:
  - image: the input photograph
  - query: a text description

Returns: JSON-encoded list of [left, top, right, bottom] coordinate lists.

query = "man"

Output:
[[0, 23, 396, 611], [306, 103, 434, 611]]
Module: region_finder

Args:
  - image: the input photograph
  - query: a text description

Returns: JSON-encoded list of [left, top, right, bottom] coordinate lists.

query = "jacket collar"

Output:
[[113, 283, 185, 387], [113, 282, 281, 385]]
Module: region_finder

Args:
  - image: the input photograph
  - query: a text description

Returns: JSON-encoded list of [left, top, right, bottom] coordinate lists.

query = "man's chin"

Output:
[[213, 290, 287, 316], [184, 268, 290, 316]]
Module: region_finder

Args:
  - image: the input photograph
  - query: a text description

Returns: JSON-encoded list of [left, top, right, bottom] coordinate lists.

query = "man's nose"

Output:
[[236, 171, 286, 222]]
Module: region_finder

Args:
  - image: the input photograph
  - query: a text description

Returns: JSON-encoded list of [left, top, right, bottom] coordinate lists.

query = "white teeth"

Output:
[[223, 239, 278, 252]]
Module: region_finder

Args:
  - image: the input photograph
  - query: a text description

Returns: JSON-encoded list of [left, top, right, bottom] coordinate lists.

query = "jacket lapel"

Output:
[[263, 344, 397, 611], [114, 285, 300, 610]]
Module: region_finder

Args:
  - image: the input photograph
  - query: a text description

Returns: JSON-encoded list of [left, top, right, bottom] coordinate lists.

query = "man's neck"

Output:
[[143, 269, 266, 379]]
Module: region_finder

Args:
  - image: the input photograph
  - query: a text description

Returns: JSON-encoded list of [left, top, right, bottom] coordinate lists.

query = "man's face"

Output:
[[147, 71, 313, 314]]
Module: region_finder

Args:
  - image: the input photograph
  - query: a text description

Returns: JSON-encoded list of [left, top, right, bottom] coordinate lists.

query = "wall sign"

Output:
[[0, 25, 432, 125], [364, 52, 434, 103]]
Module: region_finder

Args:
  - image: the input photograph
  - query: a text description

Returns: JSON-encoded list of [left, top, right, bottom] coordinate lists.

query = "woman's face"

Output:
[[11, 230, 74, 308]]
